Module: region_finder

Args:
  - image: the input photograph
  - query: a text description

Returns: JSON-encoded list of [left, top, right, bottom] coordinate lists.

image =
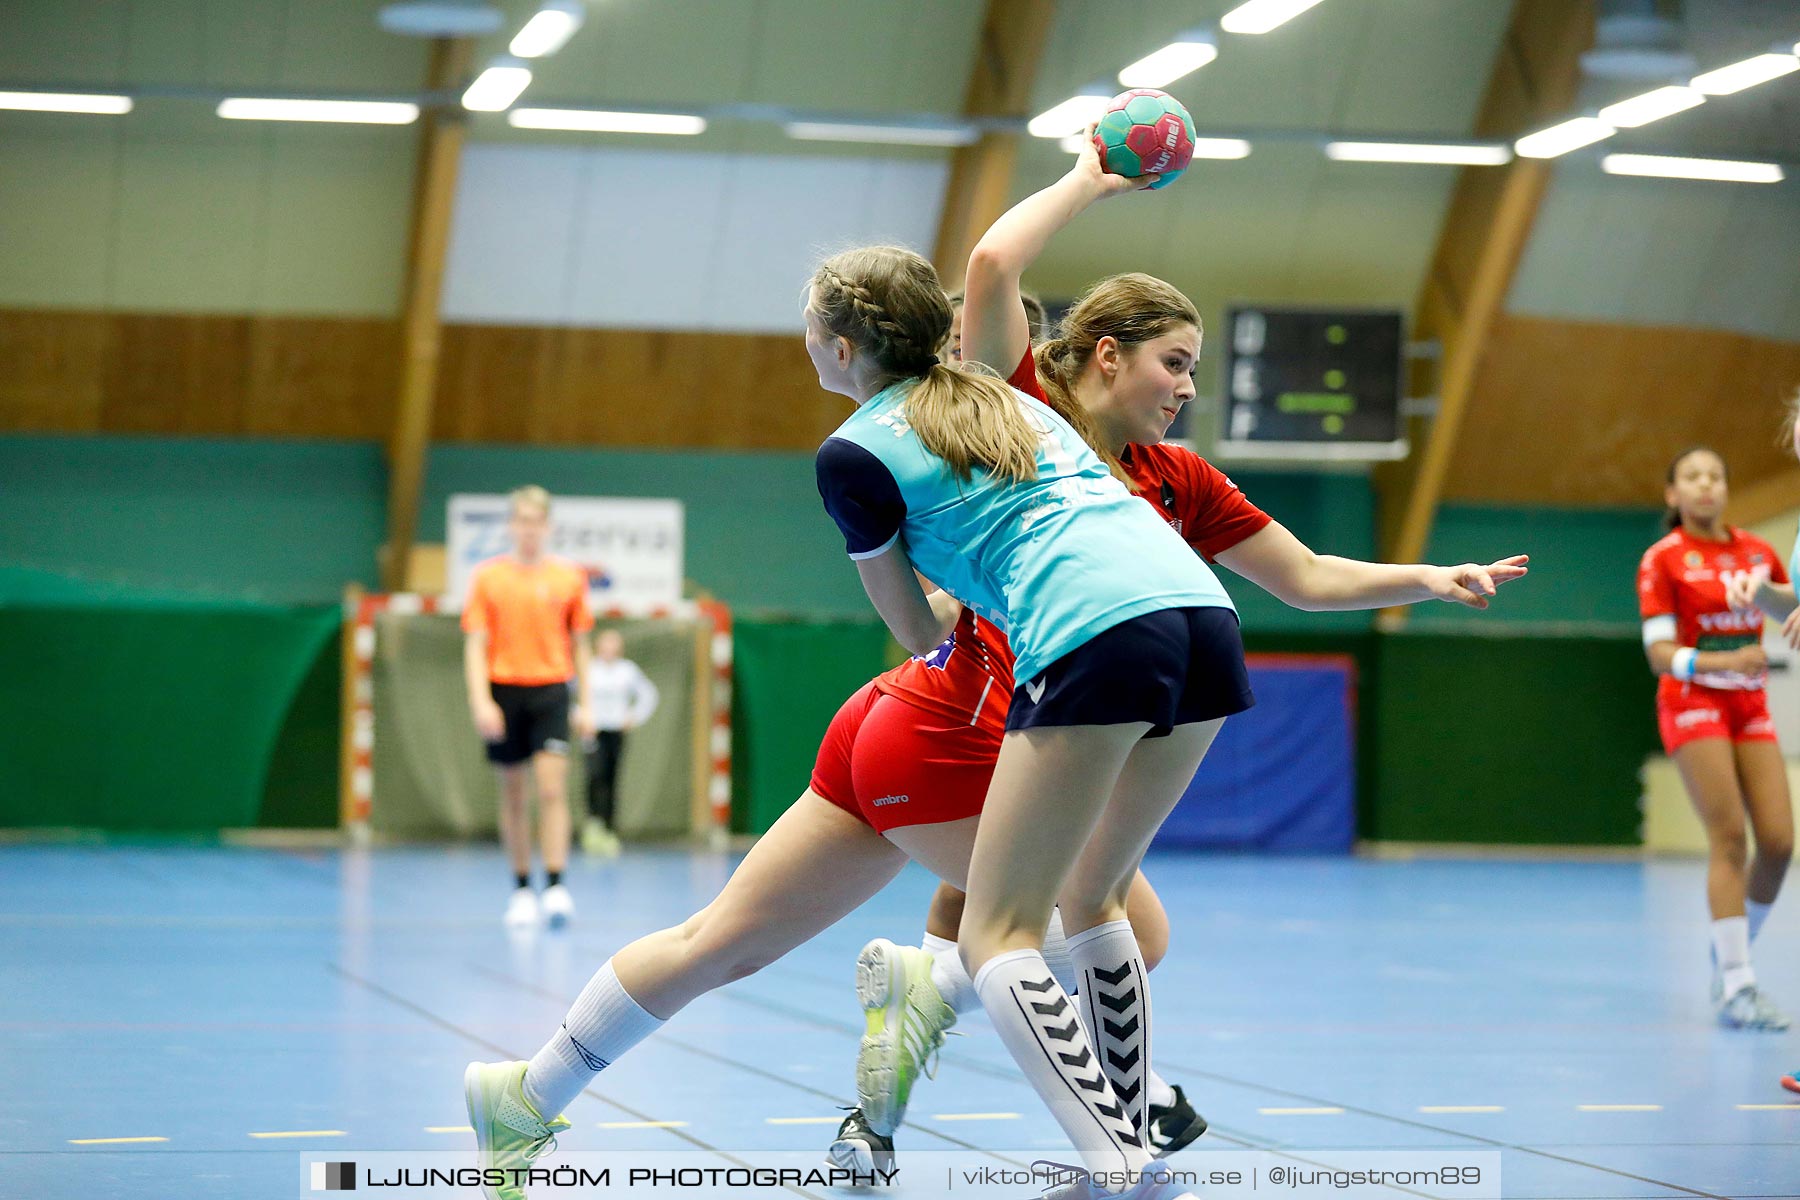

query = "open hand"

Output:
[[1429, 554, 1530, 609], [1785, 608, 1800, 652]]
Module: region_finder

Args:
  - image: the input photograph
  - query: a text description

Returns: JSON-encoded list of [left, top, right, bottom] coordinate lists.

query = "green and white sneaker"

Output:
[[854, 938, 956, 1136], [464, 1060, 571, 1200], [1718, 985, 1792, 1031]]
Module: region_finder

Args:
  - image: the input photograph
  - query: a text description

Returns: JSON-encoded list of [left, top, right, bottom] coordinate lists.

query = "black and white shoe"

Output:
[[1146, 1085, 1207, 1158], [826, 1107, 895, 1178]]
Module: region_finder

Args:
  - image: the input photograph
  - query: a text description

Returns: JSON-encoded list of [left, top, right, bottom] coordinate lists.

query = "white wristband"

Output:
[[1672, 647, 1698, 681]]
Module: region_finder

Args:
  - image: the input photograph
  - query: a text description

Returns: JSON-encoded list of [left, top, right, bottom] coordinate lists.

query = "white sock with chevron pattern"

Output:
[[1067, 920, 1151, 1139], [973, 947, 1153, 1179]]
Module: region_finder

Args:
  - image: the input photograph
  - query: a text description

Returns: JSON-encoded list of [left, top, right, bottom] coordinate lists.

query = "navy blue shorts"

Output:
[[1005, 606, 1252, 736]]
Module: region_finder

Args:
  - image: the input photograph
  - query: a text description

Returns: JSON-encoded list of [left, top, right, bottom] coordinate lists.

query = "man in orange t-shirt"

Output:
[[463, 486, 595, 929]]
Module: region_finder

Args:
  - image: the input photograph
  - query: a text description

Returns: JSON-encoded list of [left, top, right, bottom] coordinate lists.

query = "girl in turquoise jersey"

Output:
[[808, 246, 1240, 1200]]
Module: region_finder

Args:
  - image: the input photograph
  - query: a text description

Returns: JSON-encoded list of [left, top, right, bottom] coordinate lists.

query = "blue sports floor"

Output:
[[3, 843, 1797, 1199]]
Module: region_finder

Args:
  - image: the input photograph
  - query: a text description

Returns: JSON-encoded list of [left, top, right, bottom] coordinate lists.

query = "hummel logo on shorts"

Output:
[[1025, 677, 1046, 704]]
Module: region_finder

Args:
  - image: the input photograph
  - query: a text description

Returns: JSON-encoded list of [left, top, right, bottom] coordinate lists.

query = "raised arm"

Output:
[[1214, 520, 1529, 612], [961, 131, 1148, 373]]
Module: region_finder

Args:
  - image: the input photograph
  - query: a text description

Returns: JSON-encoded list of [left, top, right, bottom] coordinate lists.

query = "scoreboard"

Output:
[[1214, 306, 1408, 461]]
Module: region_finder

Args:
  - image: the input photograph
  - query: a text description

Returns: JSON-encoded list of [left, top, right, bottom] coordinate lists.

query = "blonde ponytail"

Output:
[[904, 362, 1041, 484]]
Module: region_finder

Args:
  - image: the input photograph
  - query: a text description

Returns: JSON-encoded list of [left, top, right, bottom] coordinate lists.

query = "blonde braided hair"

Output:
[[810, 246, 1041, 483]]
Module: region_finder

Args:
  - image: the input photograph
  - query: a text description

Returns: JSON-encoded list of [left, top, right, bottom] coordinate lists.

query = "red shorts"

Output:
[[1657, 683, 1779, 755], [809, 682, 1002, 833]]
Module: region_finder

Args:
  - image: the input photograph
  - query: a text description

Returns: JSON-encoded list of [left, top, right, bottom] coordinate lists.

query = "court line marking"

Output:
[[1735, 1104, 1800, 1111], [1577, 1105, 1663, 1113], [765, 1117, 842, 1126], [929, 1112, 1020, 1121], [68, 1137, 168, 1145], [601, 1120, 689, 1129], [1259, 1107, 1344, 1115], [329, 963, 828, 1200], [1418, 1106, 1505, 1114], [425, 1125, 474, 1134], [1158, 1059, 1730, 1200], [249, 1130, 347, 1139]]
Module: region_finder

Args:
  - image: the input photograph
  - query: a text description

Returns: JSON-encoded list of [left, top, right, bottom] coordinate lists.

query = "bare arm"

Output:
[[1645, 639, 1766, 677], [855, 545, 961, 655], [1213, 520, 1529, 612], [961, 133, 1146, 373], [571, 633, 594, 739], [464, 631, 504, 740]]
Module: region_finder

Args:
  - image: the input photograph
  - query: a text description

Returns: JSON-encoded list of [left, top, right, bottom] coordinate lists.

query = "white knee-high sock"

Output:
[[1044, 909, 1076, 993], [974, 948, 1150, 1178], [928, 909, 1079, 1016], [523, 959, 664, 1119], [1712, 916, 1755, 999], [1067, 920, 1151, 1139], [1747, 900, 1772, 943], [930, 942, 980, 1015]]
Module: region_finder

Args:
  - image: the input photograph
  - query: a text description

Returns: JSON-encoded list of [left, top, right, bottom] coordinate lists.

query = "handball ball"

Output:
[[1093, 89, 1196, 190]]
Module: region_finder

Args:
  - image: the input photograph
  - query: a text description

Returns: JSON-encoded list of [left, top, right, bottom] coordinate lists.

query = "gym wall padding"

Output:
[[1158, 655, 1357, 853], [729, 617, 898, 835], [0, 588, 338, 832], [1364, 627, 1659, 844]]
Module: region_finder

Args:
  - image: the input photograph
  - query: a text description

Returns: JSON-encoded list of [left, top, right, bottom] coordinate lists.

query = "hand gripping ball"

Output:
[[1092, 89, 1197, 190]]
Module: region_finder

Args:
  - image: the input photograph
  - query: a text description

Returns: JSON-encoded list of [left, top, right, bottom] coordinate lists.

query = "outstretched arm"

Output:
[[1214, 520, 1529, 612], [961, 130, 1151, 373]]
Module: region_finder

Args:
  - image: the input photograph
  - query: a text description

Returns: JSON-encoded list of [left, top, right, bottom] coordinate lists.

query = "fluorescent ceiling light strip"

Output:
[[1326, 141, 1510, 165], [462, 64, 532, 112], [785, 121, 976, 146], [1596, 85, 1704, 128], [1220, 0, 1328, 36], [1513, 116, 1614, 158], [1602, 153, 1784, 183], [1028, 94, 1109, 138], [1118, 40, 1218, 88], [1191, 137, 1252, 159], [1689, 52, 1798, 96], [510, 108, 705, 134], [217, 97, 418, 124], [0, 90, 132, 114], [510, 3, 583, 58]]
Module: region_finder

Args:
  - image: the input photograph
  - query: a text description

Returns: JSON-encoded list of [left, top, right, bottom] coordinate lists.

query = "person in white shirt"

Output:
[[580, 629, 659, 856]]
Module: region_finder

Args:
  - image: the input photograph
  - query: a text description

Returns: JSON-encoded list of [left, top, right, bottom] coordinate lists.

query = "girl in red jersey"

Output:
[[1640, 446, 1792, 1030], [827, 137, 1529, 1175]]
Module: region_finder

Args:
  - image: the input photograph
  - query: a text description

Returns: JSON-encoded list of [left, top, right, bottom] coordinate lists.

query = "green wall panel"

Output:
[[729, 617, 896, 835], [1367, 630, 1659, 845], [0, 600, 338, 831], [257, 626, 342, 829], [1418, 503, 1664, 628], [0, 436, 386, 604]]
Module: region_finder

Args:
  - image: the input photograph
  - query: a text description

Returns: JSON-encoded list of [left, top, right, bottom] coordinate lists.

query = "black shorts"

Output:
[[1006, 606, 1253, 736], [486, 682, 572, 765]]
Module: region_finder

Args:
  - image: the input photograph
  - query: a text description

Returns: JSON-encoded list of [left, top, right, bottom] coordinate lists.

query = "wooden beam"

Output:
[[381, 37, 473, 592], [1376, 0, 1594, 615], [930, 0, 1056, 290], [1734, 467, 1800, 529]]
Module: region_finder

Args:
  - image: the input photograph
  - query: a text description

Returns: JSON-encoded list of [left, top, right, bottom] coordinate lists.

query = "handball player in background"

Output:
[[1641, 447, 1792, 1030], [578, 628, 658, 858], [463, 486, 593, 929]]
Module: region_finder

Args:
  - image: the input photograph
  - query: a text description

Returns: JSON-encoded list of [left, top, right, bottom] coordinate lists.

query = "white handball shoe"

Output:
[[504, 886, 540, 929], [541, 883, 575, 929]]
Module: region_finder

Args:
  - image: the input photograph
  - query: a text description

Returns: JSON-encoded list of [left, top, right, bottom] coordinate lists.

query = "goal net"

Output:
[[343, 591, 731, 842]]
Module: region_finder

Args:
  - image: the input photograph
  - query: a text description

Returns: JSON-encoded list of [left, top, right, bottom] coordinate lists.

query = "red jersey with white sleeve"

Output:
[[870, 346, 1271, 737], [1638, 526, 1786, 695]]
